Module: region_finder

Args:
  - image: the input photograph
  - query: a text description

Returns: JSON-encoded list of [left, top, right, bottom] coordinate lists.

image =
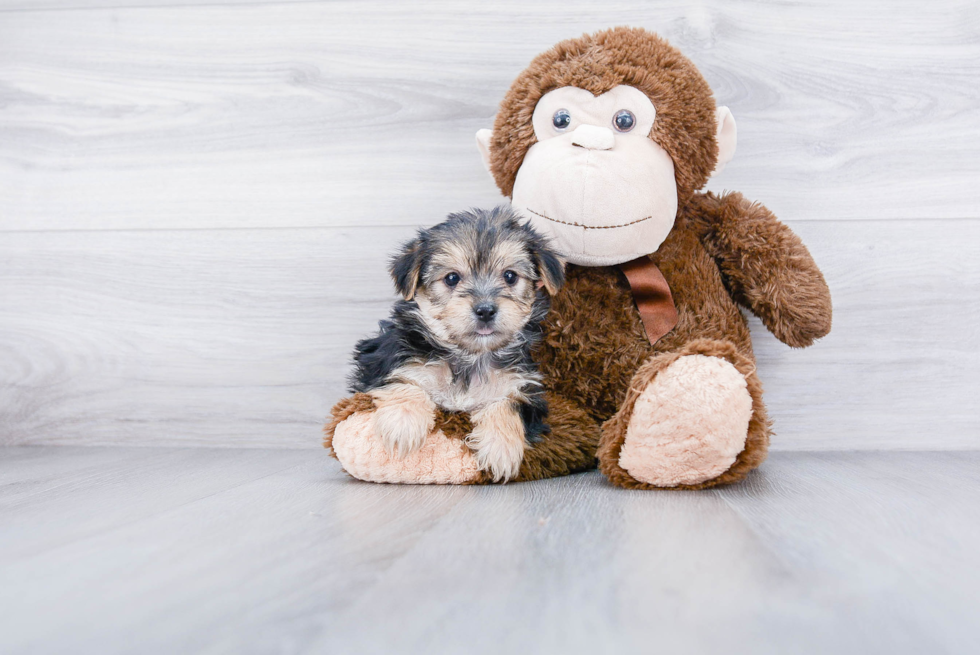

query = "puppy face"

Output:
[[390, 207, 564, 354]]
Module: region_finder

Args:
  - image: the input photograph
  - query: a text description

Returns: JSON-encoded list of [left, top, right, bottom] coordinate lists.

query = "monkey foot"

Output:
[[603, 353, 753, 488], [332, 411, 482, 484]]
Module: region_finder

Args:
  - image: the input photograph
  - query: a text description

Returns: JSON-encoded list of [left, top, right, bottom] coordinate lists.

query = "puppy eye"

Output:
[[444, 272, 461, 288], [613, 109, 635, 132], [552, 109, 571, 131], [503, 270, 518, 286]]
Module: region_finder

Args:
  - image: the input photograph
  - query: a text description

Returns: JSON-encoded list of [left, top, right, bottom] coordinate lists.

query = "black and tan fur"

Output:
[[347, 206, 564, 482]]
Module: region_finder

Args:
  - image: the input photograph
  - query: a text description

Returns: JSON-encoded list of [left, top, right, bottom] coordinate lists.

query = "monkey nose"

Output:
[[570, 125, 615, 150]]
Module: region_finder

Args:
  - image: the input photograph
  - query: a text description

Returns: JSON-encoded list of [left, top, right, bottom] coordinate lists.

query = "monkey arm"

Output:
[[687, 191, 832, 348]]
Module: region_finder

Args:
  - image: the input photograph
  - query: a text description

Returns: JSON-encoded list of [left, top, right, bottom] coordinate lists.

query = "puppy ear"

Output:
[[389, 236, 425, 300], [533, 247, 565, 296]]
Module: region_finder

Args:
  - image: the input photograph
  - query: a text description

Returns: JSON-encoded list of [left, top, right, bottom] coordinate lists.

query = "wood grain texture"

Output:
[[1, 219, 978, 450], [1, 0, 978, 231], [0, 226, 406, 448], [1, 447, 978, 654], [1, 1, 977, 452]]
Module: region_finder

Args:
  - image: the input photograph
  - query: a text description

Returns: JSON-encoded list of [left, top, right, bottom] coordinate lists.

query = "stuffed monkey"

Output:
[[326, 26, 832, 489]]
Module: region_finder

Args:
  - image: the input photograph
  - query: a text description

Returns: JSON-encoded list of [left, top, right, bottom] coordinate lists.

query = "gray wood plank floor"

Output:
[[3, 6, 977, 651], [1, 447, 978, 654]]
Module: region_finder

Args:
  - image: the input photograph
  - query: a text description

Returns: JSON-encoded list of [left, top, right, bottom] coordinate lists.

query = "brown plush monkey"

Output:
[[326, 27, 832, 489]]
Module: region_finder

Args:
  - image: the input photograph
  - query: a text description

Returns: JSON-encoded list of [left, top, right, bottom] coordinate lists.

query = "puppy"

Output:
[[348, 206, 565, 482]]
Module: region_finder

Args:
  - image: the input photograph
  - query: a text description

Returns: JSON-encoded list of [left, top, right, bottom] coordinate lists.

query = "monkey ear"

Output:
[[533, 248, 566, 296], [475, 129, 493, 174], [389, 237, 425, 301], [711, 106, 737, 177]]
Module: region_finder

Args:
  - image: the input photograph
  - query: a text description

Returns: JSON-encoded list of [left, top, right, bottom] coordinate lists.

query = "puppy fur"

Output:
[[348, 206, 565, 482]]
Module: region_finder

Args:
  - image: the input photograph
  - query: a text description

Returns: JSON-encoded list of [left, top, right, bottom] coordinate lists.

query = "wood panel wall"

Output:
[[2, 1, 978, 448]]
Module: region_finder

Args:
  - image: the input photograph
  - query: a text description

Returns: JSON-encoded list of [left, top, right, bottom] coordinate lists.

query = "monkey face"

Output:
[[508, 86, 679, 267], [477, 28, 738, 265]]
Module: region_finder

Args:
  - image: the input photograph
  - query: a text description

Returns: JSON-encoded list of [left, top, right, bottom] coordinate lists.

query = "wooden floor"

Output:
[[2, 447, 978, 654], [2, 5, 978, 652]]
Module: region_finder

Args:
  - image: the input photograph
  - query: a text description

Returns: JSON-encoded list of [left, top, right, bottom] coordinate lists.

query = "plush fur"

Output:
[[325, 394, 481, 484], [324, 391, 600, 484], [618, 354, 753, 486], [488, 26, 719, 204], [325, 27, 832, 489]]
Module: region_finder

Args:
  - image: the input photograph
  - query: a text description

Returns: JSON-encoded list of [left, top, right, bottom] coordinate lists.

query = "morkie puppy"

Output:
[[348, 206, 565, 482]]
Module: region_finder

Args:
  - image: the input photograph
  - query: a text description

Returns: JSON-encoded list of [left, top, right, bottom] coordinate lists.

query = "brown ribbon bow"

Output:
[[618, 256, 678, 345]]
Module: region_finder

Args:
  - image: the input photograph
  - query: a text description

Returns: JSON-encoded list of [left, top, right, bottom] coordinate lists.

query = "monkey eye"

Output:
[[613, 109, 636, 132], [552, 109, 571, 130], [444, 272, 461, 288], [503, 270, 518, 286]]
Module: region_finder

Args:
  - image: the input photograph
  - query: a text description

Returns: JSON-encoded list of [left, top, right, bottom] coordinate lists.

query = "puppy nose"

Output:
[[570, 124, 615, 150], [473, 303, 497, 322]]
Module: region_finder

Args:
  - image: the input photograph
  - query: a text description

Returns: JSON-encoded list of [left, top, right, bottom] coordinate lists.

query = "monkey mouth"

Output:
[[525, 208, 653, 230]]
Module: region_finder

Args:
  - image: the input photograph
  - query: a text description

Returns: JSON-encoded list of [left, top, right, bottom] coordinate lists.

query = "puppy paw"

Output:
[[370, 384, 436, 458], [467, 402, 526, 482]]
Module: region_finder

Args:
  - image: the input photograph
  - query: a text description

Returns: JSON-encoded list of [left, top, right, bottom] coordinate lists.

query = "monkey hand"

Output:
[[326, 393, 482, 485]]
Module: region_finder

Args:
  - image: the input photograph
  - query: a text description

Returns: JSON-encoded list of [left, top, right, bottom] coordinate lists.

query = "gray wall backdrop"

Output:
[[1, 0, 978, 449]]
